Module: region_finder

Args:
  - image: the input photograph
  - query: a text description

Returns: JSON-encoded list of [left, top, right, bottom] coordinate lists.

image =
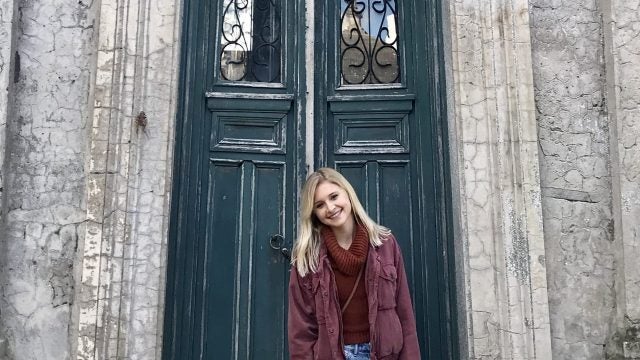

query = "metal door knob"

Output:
[[269, 234, 291, 261]]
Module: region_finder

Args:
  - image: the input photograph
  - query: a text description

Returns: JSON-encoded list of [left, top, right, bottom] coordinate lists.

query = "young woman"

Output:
[[288, 168, 421, 360]]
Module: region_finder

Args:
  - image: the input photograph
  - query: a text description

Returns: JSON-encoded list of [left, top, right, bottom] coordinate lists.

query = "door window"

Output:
[[340, 0, 400, 85], [219, 0, 282, 82]]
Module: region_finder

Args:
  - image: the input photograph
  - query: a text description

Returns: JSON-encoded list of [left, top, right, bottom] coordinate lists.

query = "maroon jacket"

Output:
[[288, 234, 421, 360]]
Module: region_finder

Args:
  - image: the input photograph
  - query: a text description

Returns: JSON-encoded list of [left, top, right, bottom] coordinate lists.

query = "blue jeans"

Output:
[[343, 343, 371, 360]]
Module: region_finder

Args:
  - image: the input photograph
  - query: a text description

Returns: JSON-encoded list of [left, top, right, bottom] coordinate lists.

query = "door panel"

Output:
[[205, 161, 242, 351], [208, 96, 292, 154], [202, 95, 294, 359], [204, 161, 289, 359], [331, 98, 412, 155]]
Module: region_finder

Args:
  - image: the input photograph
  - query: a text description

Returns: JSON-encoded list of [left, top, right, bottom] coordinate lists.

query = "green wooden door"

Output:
[[163, 0, 457, 358]]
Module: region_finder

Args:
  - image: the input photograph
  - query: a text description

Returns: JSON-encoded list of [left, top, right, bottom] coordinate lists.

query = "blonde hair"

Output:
[[291, 167, 390, 276]]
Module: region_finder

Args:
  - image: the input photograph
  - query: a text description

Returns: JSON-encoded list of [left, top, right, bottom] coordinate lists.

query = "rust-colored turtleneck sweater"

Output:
[[322, 225, 370, 345]]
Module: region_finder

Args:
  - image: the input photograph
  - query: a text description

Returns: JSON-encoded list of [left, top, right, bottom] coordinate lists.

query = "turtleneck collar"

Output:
[[321, 224, 369, 276]]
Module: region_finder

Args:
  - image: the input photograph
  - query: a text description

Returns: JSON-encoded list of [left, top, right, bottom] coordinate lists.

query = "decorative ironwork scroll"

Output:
[[340, 0, 400, 85], [219, 0, 282, 82]]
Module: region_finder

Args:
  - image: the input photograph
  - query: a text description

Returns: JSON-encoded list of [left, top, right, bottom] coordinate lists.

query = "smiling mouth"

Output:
[[328, 210, 341, 219]]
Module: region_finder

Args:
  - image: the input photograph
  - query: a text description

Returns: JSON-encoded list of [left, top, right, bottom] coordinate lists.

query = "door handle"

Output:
[[269, 234, 291, 261]]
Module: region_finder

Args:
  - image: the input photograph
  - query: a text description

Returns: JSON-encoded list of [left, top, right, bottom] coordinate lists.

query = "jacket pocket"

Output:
[[377, 264, 398, 310], [312, 331, 333, 360], [375, 309, 404, 358], [378, 355, 399, 360]]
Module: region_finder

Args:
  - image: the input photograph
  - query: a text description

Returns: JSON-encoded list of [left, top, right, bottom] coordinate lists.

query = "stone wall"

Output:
[[530, 0, 640, 358], [0, 0, 97, 358]]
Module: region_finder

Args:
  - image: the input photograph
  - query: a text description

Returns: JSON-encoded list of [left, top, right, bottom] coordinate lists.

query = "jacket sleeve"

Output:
[[392, 236, 422, 359], [287, 266, 318, 360]]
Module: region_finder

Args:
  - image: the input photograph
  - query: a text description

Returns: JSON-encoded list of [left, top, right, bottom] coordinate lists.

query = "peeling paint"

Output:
[[508, 214, 531, 284]]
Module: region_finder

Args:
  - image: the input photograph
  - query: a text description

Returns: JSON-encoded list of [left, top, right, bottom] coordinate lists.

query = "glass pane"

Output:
[[219, 0, 282, 82], [340, 0, 400, 85]]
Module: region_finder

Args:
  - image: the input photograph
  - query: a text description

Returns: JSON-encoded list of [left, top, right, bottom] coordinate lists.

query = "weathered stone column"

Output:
[[602, 0, 640, 358], [447, 0, 553, 358], [529, 1, 617, 358], [0, 1, 17, 356], [0, 0, 16, 212], [74, 0, 181, 357], [1, 0, 96, 358]]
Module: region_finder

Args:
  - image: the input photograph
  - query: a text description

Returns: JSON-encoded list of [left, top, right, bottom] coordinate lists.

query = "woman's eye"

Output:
[[330, 194, 338, 200], [315, 203, 323, 209]]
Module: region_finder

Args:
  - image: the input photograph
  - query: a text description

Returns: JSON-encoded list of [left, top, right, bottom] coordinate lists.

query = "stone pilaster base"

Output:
[[606, 325, 640, 359]]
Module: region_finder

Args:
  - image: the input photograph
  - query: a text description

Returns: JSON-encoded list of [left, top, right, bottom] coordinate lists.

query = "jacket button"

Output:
[[323, 291, 328, 297], [329, 328, 334, 334]]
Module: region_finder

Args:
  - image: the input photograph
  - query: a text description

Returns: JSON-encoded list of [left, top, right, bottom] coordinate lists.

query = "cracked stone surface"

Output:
[[609, 0, 640, 320], [75, 0, 180, 358], [0, 0, 97, 358], [0, 0, 16, 223], [449, 0, 552, 358], [530, 1, 617, 359], [605, 1, 640, 358]]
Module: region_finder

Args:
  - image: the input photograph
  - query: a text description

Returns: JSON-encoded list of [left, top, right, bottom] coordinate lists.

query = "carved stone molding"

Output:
[[74, 0, 181, 357], [447, 0, 553, 358]]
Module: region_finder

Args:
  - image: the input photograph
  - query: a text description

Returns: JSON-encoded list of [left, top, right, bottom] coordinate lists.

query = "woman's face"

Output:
[[312, 181, 353, 230]]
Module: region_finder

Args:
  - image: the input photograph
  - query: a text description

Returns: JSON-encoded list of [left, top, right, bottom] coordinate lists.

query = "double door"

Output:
[[163, 0, 455, 358]]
